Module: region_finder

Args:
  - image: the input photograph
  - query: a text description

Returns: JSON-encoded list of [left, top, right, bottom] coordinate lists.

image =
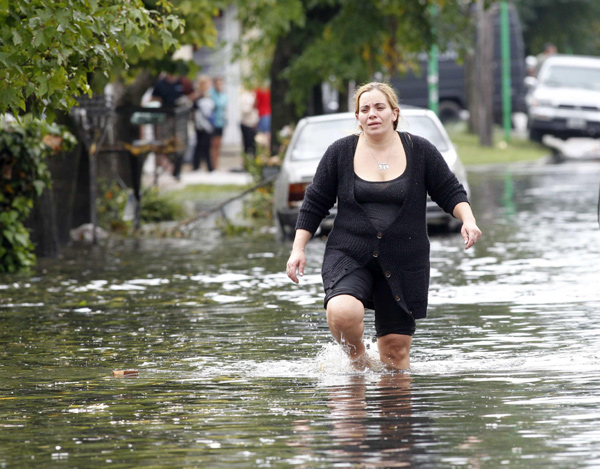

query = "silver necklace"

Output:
[[365, 135, 394, 171]]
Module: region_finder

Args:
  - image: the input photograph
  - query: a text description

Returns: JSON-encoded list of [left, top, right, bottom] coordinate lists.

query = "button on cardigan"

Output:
[[295, 132, 469, 319]]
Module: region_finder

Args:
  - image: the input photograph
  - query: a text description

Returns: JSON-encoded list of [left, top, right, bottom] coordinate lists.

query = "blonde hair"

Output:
[[353, 81, 401, 130], [195, 74, 212, 94]]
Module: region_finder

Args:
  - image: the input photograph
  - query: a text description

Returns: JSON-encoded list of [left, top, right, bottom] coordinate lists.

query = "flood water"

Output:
[[1, 161, 600, 468]]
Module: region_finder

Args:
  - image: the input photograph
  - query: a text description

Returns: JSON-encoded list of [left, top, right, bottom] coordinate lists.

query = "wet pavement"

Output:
[[1, 160, 599, 467]]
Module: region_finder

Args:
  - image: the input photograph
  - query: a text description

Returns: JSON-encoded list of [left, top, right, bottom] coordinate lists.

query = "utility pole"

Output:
[[474, 0, 494, 147], [500, 1, 512, 143]]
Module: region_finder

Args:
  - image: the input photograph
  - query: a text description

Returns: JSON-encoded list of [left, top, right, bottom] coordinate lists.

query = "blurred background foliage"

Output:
[[236, 0, 473, 116], [0, 0, 222, 119], [0, 117, 75, 272], [514, 0, 600, 56], [233, 0, 600, 150]]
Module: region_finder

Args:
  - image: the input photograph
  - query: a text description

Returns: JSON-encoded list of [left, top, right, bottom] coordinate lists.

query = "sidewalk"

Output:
[[148, 145, 253, 190]]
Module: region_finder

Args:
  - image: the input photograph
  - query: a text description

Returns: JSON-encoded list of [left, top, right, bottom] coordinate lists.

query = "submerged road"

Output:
[[0, 159, 599, 467]]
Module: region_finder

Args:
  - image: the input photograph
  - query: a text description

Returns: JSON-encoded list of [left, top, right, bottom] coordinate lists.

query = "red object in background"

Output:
[[288, 183, 309, 207], [181, 76, 194, 95], [255, 88, 271, 117]]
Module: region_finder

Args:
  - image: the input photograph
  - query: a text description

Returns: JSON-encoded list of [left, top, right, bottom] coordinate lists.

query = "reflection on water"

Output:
[[1, 162, 600, 467], [322, 374, 418, 468]]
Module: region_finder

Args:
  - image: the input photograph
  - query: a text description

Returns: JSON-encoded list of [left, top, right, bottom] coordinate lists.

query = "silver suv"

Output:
[[527, 55, 600, 142]]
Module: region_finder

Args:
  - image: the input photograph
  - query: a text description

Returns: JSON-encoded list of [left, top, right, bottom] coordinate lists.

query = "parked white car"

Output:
[[526, 55, 600, 142], [273, 108, 469, 238]]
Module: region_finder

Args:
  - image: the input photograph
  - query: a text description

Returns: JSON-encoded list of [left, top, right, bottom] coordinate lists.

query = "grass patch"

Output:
[[173, 183, 250, 197], [178, 183, 251, 194], [446, 123, 548, 165], [169, 183, 251, 206]]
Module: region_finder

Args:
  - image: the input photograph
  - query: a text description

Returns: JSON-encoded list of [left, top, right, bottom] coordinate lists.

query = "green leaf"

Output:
[[38, 77, 48, 97], [12, 30, 22, 45], [13, 232, 29, 246], [0, 0, 217, 118], [33, 180, 47, 196], [2, 229, 15, 245], [0, 210, 18, 225]]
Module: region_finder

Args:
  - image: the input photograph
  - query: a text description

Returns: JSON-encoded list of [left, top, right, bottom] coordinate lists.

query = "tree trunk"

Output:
[[269, 3, 340, 155], [27, 187, 59, 258], [310, 84, 324, 116], [474, 1, 494, 147], [26, 109, 89, 254], [338, 80, 350, 112], [270, 35, 299, 156], [465, 51, 477, 134]]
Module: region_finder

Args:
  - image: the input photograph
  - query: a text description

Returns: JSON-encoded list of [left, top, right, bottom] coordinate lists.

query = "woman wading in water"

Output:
[[286, 82, 481, 370]]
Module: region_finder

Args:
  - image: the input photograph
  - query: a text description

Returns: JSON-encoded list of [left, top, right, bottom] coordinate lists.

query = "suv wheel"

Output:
[[275, 213, 293, 241], [438, 101, 463, 123], [529, 128, 544, 143]]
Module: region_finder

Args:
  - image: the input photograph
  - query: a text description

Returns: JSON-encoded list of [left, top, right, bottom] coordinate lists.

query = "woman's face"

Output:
[[200, 80, 211, 93], [356, 89, 398, 138]]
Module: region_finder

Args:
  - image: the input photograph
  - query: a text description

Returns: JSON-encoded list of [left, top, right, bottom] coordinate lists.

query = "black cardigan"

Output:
[[295, 132, 469, 319]]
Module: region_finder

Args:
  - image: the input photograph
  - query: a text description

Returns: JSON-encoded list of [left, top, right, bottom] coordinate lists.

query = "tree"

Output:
[[0, 0, 188, 120], [100, 0, 222, 201], [0, 0, 220, 264], [514, 0, 600, 56], [236, 0, 473, 152]]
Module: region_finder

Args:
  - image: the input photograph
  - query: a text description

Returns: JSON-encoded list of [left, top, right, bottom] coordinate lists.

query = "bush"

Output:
[[0, 115, 75, 272], [97, 180, 130, 232], [140, 188, 184, 223], [97, 183, 185, 230]]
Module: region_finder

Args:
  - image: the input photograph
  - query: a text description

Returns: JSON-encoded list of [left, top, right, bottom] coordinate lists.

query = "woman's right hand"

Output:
[[286, 249, 306, 284]]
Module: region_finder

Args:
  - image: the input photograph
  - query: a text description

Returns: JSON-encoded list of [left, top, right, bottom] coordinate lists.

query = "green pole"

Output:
[[428, 44, 439, 115], [500, 1, 512, 142], [428, 5, 439, 115]]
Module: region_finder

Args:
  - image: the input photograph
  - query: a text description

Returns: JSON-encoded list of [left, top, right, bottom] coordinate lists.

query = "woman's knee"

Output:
[[326, 295, 364, 331], [377, 334, 412, 367]]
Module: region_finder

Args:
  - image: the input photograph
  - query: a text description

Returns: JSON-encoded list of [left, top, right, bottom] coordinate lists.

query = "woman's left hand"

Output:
[[461, 221, 482, 250]]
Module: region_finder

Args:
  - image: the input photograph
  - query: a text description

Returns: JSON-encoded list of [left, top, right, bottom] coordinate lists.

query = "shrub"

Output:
[[0, 115, 75, 272], [97, 183, 185, 230], [140, 188, 184, 223]]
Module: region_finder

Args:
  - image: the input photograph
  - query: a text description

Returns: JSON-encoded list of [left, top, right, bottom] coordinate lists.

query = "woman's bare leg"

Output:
[[326, 295, 367, 364], [377, 334, 412, 370]]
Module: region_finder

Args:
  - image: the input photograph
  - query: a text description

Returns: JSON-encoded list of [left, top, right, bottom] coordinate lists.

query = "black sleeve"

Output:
[[295, 143, 339, 233]]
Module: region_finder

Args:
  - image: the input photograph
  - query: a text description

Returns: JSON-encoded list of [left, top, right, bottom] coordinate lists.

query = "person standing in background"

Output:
[[254, 85, 271, 150], [240, 88, 258, 156], [535, 42, 558, 75], [192, 75, 215, 172], [149, 61, 194, 179], [151, 73, 186, 108], [209, 77, 227, 170]]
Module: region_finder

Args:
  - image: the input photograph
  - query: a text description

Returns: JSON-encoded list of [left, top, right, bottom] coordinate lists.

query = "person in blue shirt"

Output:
[[209, 77, 228, 170]]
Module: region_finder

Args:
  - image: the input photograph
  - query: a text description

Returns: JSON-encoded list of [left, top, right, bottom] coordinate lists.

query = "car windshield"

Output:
[[290, 114, 448, 161], [541, 65, 600, 90], [290, 118, 357, 161]]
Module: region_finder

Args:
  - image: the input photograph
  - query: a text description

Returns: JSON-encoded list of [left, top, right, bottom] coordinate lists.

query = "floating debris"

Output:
[[112, 370, 139, 378]]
